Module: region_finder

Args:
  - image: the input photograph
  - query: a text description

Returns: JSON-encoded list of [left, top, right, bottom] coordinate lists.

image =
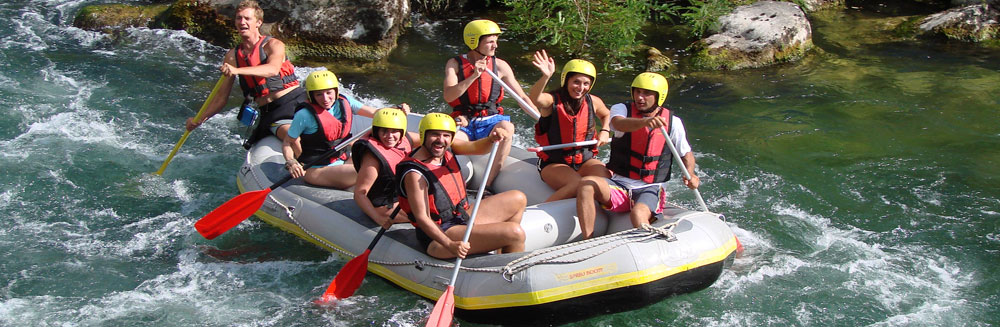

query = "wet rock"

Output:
[[644, 46, 676, 74], [798, 0, 844, 12], [73, 0, 409, 63], [690, 1, 813, 70], [917, 3, 999, 42]]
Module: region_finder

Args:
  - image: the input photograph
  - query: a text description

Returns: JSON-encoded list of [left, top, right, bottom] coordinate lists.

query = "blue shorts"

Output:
[[459, 114, 510, 141], [415, 216, 468, 251]]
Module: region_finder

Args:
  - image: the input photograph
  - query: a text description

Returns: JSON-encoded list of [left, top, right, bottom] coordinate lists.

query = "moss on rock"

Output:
[[155, 0, 236, 48], [74, 4, 169, 32]]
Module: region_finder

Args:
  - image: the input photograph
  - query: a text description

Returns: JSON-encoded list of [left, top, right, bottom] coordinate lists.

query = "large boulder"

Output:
[[917, 3, 999, 42], [73, 0, 409, 62], [689, 1, 813, 70], [798, 0, 844, 12]]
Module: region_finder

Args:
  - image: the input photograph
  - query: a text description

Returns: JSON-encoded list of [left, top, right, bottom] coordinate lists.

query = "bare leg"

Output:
[[630, 202, 654, 228], [305, 161, 357, 189], [425, 190, 526, 258], [542, 159, 610, 202], [576, 176, 612, 239], [486, 121, 514, 188]]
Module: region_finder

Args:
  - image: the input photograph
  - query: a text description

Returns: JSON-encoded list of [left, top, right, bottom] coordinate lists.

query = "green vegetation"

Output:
[[499, 0, 738, 66]]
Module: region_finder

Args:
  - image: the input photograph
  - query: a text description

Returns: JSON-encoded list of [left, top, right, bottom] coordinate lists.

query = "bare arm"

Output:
[[185, 51, 237, 131], [353, 154, 396, 226], [443, 57, 483, 103], [528, 50, 555, 117], [282, 135, 305, 178], [610, 115, 668, 133], [591, 95, 612, 146], [681, 151, 699, 189], [404, 172, 468, 257], [495, 58, 539, 117], [451, 127, 508, 155], [222, 38, 288, 78]]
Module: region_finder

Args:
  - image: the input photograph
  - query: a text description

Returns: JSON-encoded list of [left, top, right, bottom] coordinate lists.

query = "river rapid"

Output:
[[1, 1, 998, 326]]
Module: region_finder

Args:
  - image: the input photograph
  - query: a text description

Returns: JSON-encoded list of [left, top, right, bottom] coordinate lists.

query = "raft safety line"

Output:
[[257, 167, 693, 277]]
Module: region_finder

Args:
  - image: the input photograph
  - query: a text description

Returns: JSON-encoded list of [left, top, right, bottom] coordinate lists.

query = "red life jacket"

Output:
[[297, 96, 353, 165], [447, 55, 504, 118], [606, 102, 674, 183], [351, 134, 413, 207], [533, 92, 597, 165], [235, 36, 299, 99], [395, 149, 470, 225]]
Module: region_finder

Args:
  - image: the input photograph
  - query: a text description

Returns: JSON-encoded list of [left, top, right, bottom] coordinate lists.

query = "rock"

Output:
[[690, 1, 813, 70], [73, 3, 169, 33], [798, 0, 844, 12], [267, 0, 410, 62], [644, 46, 676, 74], [73, 0, 410, 63], [917, 3, 999, 42]]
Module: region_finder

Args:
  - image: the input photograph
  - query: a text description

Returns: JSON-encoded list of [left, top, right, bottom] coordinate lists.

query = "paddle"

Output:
[[317, 206, 401, 302], [483, 69, 540, 121], [155, 75, 227, 176], [425, 141, 501, 327], [194, 127, 373, 240], [525, 139, 598, 153], [659, 126, 708, 212]]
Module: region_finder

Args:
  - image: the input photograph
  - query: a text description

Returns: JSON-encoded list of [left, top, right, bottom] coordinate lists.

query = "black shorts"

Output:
[[415, 216, 468, 251]]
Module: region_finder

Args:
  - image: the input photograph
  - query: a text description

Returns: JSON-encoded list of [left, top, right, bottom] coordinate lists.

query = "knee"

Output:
[[496, 120, 514, 132], [509, 190, 527, 207], [507, 224, 526, 242]]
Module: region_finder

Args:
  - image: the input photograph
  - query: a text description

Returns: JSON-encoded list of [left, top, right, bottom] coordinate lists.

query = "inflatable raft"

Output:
[[235, 117, 738, 325]]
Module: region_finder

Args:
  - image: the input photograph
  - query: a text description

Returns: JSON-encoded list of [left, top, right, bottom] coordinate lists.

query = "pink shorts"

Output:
[[602, 181, 666, 215]]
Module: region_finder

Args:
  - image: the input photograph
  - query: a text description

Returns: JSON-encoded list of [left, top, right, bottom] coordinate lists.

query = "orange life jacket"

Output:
[[235, 36, 299, 99], [607, 102, 674, 183], [533, 92, 598, 165], [447, 55, 504, 118], [396, 149, 470, 225], [351, 134, 413, 207]]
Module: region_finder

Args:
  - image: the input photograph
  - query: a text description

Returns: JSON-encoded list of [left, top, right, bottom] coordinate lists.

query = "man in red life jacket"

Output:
[[185, 0, 305, 147], [575, 73, 701, 239], [396, 113, 526, 259], [443, 19, 537, 189]]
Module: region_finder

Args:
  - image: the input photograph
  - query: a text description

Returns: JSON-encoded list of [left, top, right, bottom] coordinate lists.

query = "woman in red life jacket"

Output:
[[282, 70, 407, 189], [528, 51, 612, 202], [351, 108, 420, 228], [396, 113, 526, 259], [575, 72, 701, 239]]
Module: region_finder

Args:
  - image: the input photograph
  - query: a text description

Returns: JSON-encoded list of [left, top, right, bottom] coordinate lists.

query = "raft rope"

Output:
[[254, 160, 696, 277]]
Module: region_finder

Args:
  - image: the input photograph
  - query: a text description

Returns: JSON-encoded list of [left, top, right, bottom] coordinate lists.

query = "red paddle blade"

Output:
[[425, 285, 455, 327], [318, 249, 372, 302], [194, 189, 270, 239]]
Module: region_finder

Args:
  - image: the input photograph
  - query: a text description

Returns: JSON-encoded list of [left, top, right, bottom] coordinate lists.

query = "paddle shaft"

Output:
[[529, 140, 598, 152], [659, 126, 708, 212], [446, 142, 500, 284], [269, 127, 373, 190], [483, 69, 540, 121], [365, 206, 400, 251], [155, 75, 227, 175]]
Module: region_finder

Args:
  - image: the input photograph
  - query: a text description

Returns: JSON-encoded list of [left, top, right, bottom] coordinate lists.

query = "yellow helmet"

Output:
[[305, 70, 339, 103], [418, 113, 457, 142], [630, 72, 668, 106], [372, 108, 407, 131], [463, 19, 502, 50], [560, 59, 597, 88]]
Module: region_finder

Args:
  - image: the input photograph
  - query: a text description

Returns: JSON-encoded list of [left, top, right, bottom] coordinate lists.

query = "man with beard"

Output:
[[396, 113, 526, 259], [185, 0, 305, 147]]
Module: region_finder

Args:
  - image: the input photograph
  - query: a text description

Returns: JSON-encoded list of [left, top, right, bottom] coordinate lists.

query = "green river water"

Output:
[[0, 1, 997, 326]]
